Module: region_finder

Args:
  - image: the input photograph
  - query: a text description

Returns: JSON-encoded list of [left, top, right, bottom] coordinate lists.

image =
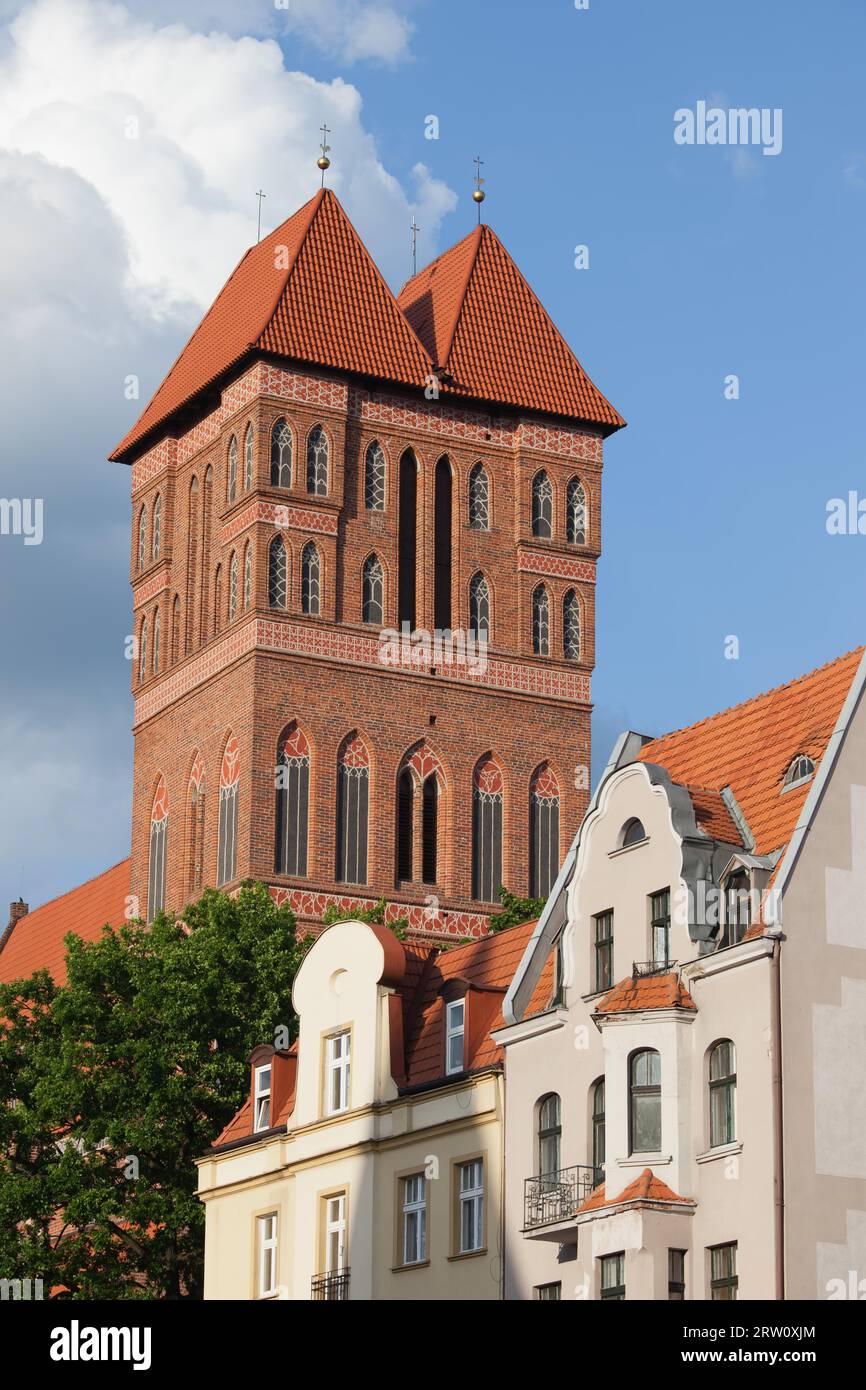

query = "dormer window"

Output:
[[325, 1030, 351, 1115], [620, 818, 646, 848], [253, 1063, 272, 1132], [721, 870, 750, 948], [782, 754, 815, 790], [445, 999, 465, 1075]]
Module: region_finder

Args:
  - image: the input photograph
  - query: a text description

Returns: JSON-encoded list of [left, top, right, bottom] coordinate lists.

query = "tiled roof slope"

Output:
[[398, 224, 624, 432], [111, 189, 431, 460], [594, 972, 696, 1016], [576, 1168, 692, 1214], [637, 648, 864, 857], [0, 859, 130, 985], [211, 918, 538, 1149]]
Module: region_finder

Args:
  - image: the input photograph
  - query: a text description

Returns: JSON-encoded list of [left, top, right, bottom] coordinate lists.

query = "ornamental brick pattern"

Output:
[[220, 499, 338, 546], [517, 549, 597, 583]]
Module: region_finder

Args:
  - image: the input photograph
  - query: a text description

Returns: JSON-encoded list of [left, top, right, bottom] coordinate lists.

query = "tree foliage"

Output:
[[488, 885, 547, 932], [0, 883, 308, 1299]]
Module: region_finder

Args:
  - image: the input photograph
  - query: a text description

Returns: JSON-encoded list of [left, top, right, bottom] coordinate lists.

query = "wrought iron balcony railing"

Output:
[[524, 1166, 602, 1230], [632, 959, 678, 978], [310, 1268, 350, 1301]]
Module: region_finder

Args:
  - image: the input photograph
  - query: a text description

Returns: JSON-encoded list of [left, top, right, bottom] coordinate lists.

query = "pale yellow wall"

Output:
[[777, 689, 866, 1298]]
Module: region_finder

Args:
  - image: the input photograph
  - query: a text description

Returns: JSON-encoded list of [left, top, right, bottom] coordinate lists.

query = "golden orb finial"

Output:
[[472, 155, 486, 224], [318, 124, 332, 187]]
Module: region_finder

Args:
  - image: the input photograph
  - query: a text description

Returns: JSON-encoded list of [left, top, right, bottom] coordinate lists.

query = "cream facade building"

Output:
[[197, 917, 534, 1300], [496, 647, 866, 1302]]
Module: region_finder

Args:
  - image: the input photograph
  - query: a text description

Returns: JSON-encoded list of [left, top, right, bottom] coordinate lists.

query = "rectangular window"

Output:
[[457, 1159, 484, 1254], [668, 1248, 686, 1300], [402, 1174, 427, 1266], [600, 1251, 625, 1300], [256, 1213, 278, 1298], [594, 911, 613, 992], [325, 1194, 347, 1274], [534, 1282, 562, 1301], [709, 1242, 738, 1301], [253, 1063, 271, 1132], [651, 889, 670, 967], [445, 999, 465, 1075], [325, 1031, 351, 1115]]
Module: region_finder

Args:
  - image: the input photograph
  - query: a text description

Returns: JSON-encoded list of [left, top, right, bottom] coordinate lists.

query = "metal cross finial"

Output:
[[472, 155, 486, 225], [255, 189, 267, 244], [411, 216, 420, 276], [318, 124, 332, 187]]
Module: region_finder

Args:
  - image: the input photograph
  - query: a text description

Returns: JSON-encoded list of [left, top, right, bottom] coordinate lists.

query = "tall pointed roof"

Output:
[[398, 224, 624, 432], [110, 189, 431, 461]]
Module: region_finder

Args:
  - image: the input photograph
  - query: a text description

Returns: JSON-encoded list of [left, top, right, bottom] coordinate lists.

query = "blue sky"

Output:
[[1, 0, 864, 912]]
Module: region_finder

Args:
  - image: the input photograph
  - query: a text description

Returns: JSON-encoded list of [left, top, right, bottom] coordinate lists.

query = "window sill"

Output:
[[696, 1141, 742, 1165], [447, 1248, 487, 1262], [608, 839, 650, 859], [391, 1260, 430, 1274], [617, 1153, 672, 1168]]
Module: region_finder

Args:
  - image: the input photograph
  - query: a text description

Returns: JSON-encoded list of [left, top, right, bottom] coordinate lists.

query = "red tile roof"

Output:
[[576, 1167, 693, 1214], [398, 224, 624, 431], [687, 787, 745, 844], [210, 918, 538, 1149], [0, 859, 130, 985], [638, 648, 864, 858], [594, 971, 696, 1016], [111, 189, 431, 460]]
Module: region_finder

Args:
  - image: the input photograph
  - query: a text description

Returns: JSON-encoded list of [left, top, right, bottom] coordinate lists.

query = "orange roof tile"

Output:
[[594, 971, 696, 1016], [0, 859, 130, 985], [111, 189, 431, 460], [687, 787, 745, 844], [637, 648, 864, 858], [576, 1167, 693, 1214], [398, 224, 624, 431]]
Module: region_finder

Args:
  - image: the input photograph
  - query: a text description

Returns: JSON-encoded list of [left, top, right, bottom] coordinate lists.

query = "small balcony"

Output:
[[523, 1167, 601, 1240], [310, 1268, 350, 1301]]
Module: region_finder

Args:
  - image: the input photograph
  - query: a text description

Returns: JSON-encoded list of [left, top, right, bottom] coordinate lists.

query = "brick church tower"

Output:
[[111, 188, 623, 940]]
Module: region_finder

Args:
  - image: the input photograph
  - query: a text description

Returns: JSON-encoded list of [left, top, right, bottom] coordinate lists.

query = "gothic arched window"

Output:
[[472, 756, 503, 903], [563, 589, 581, 660], [268, 536, 287, 609], [566, 477, 586, 545], [529, 764, 560, 899], [531, 471, 552, 539], [243, 543, 252, 610], [362, 554, 384, 625], [244, 424, 254, 491], [137, 508, 147, 571], [532, 584, 550, 657], [398, 450, 417, 629], [270, 418, 292, 488], [187, 754, 206, 896], [138, 618, 148, 684], [148, 776, 169, 921], [275, 724, 310, 877], [227, 435, 238, 504], [468, 462, 489, 530], [306, 425, 328, 496], [469, 572, 490, 642], [301, 542, 320, 615], [217, 735, 240, 887], [365, 440, 385, 511], [151, 494, 161, 561], [336, 735, 369, 884], [228, 551, 238, 620], [396, 767, 413, 883], [434, 457, 452, 631], [171, 595, 181, 665], [152, 607, 161, 675], [213, 564, 222, 634]]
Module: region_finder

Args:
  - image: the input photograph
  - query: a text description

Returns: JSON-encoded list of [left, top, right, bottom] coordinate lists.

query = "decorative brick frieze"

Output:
[[518, 421, 602, 462], [220, 500, 339, 546], [131, 438, 176, 495], [132, 563, 171, 608], [517, 549, 597, 583], [268, 884, 492, 940]]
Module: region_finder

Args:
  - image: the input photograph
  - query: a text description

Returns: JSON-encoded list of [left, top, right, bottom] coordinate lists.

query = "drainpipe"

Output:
[[497, 1070, 506, 1301], [770, 936, 785, 1300]]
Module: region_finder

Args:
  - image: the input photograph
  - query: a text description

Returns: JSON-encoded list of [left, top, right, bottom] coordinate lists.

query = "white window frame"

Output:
[[325, 1193, 347, 1273], [457, 1158, 484, 1254], [445, 999, 465, 1076], [256, 1213, 278, 1298], [325, 1031, 351, 1115], [402, 1174, 427, 1266], [253, 1063, 271, 1133]]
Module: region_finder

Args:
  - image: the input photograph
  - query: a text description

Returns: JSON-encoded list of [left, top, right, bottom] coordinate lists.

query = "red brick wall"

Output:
[[128, 362, 603, 936]]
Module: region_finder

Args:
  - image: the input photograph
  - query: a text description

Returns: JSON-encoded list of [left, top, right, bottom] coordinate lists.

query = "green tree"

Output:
[[321, 895, 409, 940], [0, 882, 308, 1299], [488, 885, 547, 932]]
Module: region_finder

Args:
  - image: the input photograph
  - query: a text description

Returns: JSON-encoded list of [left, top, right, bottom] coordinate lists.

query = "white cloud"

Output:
[[0, 0, 453, 318]]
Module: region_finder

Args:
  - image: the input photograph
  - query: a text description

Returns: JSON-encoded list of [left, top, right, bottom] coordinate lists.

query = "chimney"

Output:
[[0, 898, 28, 953]]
